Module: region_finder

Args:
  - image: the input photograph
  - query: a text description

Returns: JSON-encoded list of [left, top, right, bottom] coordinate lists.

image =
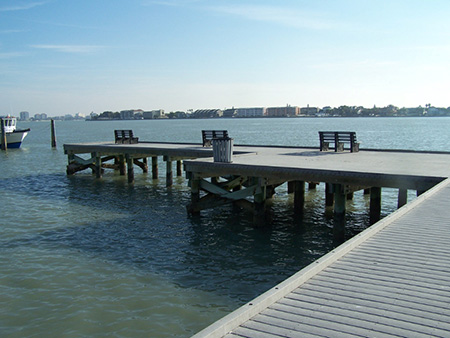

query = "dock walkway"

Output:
[[193, 178, 450, 337]]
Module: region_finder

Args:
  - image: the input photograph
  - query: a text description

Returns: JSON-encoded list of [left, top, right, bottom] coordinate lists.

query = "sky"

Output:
[[1, 0, 450, 116]]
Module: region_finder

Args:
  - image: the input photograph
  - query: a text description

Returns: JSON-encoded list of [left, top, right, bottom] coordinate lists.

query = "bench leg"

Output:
[[336, 142, 344, 152], [321, 142, 329, 151]]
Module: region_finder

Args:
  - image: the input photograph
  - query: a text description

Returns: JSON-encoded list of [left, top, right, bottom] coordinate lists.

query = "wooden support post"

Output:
[[287, 181, 294, 194], [142, 157, 148, 173], [266, 185, 276, 199], [119, 155, 126, 175], [177, 160, 182, 177], [66, 153, 74, 174], [325, 183, 334, 207], [253, 178, 267, 227], [95, 154, 102, 178], [398, 188, 407, 208], [50, 119, 57, 148], [152, 156, 158, 179], [1, 118, 7, 151], [165, 157, 173, 187], [126, 154, 134, 183], [187, 175, 201, 215], [308, 182, 317, 190], [333, 184, 346, 242], [370, 187, 382, 225], [294, 180, 305, 214]]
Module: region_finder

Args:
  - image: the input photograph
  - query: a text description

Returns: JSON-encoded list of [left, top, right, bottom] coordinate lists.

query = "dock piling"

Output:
[[398, 188, 407, 208], [293, 181, 305, 214], [333, 184, 346, 241], [187, 176, 201, 215], [164, 156, 173, 187], [253, 178, 267, 226], [370, 187, 382, 224], [325, 183, 334, 207], [118, 155, 126, 175], [0, 118, 6, 151], [177, 160, 182, 177], [51, 119, 57, 148], [152, 156, 158, 179], [126, 155, 134, 183]]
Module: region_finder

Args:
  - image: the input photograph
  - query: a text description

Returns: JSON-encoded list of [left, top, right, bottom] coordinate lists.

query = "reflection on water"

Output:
[[0, 117, 447, 337]]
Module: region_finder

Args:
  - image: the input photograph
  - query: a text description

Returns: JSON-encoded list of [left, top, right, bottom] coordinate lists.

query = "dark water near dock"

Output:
[[1, 117, 449, 337]]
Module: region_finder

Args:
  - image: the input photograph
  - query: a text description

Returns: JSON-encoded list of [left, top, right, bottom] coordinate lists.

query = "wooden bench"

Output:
[[202, 130, 229, 147], [114, 130, 139, 144], [319, 131, 359, 152]]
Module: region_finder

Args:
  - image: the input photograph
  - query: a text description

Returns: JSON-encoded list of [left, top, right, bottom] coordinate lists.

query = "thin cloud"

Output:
[[0, 52, 26, 59], [208, 4, 335, 30], [0, 1, 48, 12], [31, 45, 106, 53], [0, 29, 27, 34]]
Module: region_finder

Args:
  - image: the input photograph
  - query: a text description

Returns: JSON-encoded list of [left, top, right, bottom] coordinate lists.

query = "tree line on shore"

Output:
[[89, 104, 450, 120]]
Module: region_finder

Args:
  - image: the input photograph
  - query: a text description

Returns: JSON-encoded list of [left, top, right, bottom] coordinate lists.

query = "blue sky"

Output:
[[1, 0, 449, 116]]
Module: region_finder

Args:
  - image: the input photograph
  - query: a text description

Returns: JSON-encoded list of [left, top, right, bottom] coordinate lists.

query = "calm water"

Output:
[[1, 117, 449, 337]]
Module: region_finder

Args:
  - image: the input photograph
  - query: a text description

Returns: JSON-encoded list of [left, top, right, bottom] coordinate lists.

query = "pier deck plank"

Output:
[[193, 179, 450, 337]]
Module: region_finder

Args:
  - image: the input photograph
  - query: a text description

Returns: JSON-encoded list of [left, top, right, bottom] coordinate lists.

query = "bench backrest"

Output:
[[319, 131, 357, 143], [202, 130, 229, 146], [115, 130, 138, 144]]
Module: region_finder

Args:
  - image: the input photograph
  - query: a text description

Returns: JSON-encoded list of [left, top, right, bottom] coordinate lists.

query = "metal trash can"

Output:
[[212, 137, 233, 163]]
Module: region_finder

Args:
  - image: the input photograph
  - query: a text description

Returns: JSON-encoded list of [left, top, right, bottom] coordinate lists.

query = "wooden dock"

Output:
[[63, 140, 450, 336], [64, 141, 450, 234], [192, 178, 450, 337]]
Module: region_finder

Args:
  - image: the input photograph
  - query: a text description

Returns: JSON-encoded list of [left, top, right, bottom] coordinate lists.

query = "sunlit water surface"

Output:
[[1, 117, 449, 337]]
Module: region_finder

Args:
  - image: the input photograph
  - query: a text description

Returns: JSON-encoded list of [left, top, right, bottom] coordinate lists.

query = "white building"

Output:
[[143, 109, 165, 119], [236, 107, 266, 117]]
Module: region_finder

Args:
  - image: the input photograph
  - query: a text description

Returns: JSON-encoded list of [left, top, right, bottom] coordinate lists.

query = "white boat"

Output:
[[1, 116, 30, 148]]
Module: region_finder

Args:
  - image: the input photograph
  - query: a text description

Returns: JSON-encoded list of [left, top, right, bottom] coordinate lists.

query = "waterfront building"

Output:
[[33, 113, 48, 120], [266, 105, 299, 117], [300, 106, 319, 116], [20, 111, 30, 120], [223, 108, 237, 118], [120, 110, 135, 120], [143, 109, 165, 119], [191, 109, 223, 118], [236, 107, 266, 117], [119, 109, 144, 120]]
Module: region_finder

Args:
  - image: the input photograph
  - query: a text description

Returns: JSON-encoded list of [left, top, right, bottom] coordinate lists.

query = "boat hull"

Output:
[[2, 129, 29, 148]]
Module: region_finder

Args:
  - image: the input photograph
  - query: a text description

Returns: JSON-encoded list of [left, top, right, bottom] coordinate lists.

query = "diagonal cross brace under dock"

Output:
[[63, 141, 254, 185], [182, 145, 450, 236], [64, 141, 450, 235]]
